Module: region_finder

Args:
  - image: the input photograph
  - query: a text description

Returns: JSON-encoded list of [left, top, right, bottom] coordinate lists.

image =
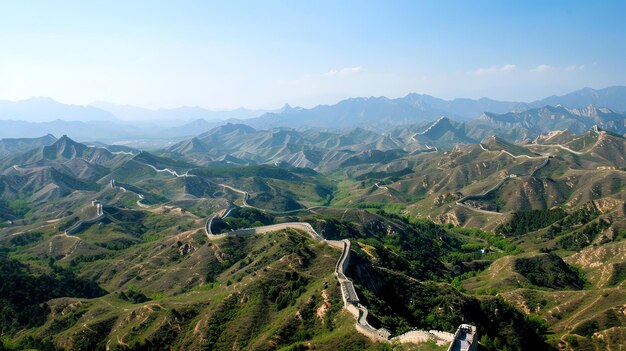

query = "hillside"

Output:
[[477, 105, 626, 138], [0, 134, 57, 158], [0, 97, 115, 123], [0, 223, 382, 350], [327, 128, 625, 228], [0, 124, 623, 351], [458, 201, 626, 350]]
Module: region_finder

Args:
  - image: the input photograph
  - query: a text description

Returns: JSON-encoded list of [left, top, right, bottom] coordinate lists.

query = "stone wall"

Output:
[[429, 330, 455, 342], [446, 324, 478, 351], [65, 213, 105, 235], [392, 331, 433, 344], [202, 218, 474, 349], [65, 202, 105, 235]]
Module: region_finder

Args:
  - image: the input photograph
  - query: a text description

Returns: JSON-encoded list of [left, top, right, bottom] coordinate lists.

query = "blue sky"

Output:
[[0, 0, 625, 109]]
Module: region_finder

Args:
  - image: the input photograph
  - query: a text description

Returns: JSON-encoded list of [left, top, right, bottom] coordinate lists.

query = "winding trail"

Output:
[[562, 294, 603, 331], [454, 175, 515, 215], [204, 207, 234, 237]]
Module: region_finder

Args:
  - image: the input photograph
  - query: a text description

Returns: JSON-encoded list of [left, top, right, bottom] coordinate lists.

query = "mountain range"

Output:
[[0, 120, 624, 350], [1, 86, 625, 142], [0, 97, 116, 123], [161, 103, 625, 172], [89, 101, 270, 122]]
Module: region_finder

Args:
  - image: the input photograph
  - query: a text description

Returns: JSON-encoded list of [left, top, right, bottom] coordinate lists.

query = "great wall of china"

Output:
[[457, 126, 603, 214], [205, 208, 475, 349], [64, 160, 478, 348], [55, 128, 618, 349], [64, 200, 105, 235]]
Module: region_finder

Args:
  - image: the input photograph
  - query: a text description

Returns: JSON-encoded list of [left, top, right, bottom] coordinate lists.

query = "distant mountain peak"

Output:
[[481, 135, 498, 144], [530, 86, 626, 112], [196, 123, 257, 140], [416, 116, 454, 137], [566, 104, 616, 118], [278, 103, 304, 113], [0, 134, 59, 158], [56, 134, 72, 142], [167, 137, 209, 154], [42, 134, 88, 160], [53, 135, 83, 148], [221, 122, 256, 132]]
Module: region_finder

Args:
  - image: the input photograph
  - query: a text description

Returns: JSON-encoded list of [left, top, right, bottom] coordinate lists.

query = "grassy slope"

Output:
[[458, 204, 626, 350], [2, 224, 389, 351]]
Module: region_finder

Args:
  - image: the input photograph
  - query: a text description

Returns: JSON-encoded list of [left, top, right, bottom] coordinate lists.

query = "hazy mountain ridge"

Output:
[[165, 104, 625, 171], [0, 136, 136, 205], [530, 86, 626, 112], [164, 123, 412, 171], [0, 134, 58, 158], [478, 104, 626, 137], [0, 97, 115, 122], [90, 101, 269, 122], [239, 94, 523, 130], [2, 86, 625, 142], [231, 86, 626, 131]]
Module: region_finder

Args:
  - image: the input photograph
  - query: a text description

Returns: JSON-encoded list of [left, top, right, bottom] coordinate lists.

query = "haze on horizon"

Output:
[[1, 0, 625, 111]]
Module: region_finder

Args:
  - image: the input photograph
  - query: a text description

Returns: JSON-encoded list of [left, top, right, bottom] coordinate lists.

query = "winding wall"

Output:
[[65, 201, 105, 235], [204, 217, 467, 346], [129, 159, 477, 347]]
